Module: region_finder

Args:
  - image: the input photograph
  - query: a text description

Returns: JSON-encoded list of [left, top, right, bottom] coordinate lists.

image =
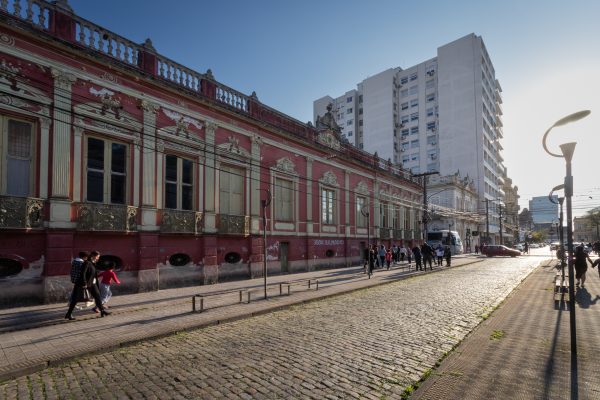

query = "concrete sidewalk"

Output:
[[413, 259, 600, 400], [0, 256, 481, 382]]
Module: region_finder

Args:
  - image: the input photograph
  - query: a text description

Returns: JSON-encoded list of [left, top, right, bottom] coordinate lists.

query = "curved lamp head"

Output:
[[542, 110, 591, 157]]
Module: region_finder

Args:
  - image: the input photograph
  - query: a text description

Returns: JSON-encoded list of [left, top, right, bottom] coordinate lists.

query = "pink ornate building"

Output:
[[0, 0, 423, 305]]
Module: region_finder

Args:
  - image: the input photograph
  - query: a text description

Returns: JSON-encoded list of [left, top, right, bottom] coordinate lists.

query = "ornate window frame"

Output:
[[270, 156, 299, 231], [319, 170, 340, 233]]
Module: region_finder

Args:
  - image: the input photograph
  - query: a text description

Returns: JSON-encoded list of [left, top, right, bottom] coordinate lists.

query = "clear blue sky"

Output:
[[70, 0, 600, 216]]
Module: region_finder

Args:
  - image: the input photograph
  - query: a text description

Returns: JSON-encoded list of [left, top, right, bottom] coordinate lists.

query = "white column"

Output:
[[132, 136, 141, 207], [344, 171, 350, 236], [306, 156, 313, 234], [72, 124, 84, 202], [49, 68, 76, 228], [139, 101, 159, 230], [38, 117, 51, 199], [50, 68, 75, 199], [203, 122, 217, 233]]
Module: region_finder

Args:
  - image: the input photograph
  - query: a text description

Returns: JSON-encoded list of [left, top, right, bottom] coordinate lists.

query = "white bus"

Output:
[[427, 230, 464, 255]]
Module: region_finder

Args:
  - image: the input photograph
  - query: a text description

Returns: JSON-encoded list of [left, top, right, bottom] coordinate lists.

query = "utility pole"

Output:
[[499, 205, 503, 245], [485, 199, 490, 245], [412, 171, 438, 243]]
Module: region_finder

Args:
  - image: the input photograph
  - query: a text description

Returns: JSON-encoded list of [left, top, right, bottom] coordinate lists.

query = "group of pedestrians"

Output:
[[65, 251, 120, 320], [364, 242, 452, 276]]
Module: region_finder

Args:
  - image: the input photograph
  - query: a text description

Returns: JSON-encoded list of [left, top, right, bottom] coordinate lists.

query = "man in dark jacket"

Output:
[[65, 251, 110, 320]]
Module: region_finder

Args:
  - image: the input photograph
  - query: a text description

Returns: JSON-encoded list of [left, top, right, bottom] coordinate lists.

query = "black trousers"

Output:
[[66, 284, 104, 316]]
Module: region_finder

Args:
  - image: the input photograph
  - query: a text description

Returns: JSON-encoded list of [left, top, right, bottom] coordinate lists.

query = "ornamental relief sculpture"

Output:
[[217, 136, 251, 159], [319, 171, 339, 187], [274, 157, 297, 174], [355, 181, 369, 195]]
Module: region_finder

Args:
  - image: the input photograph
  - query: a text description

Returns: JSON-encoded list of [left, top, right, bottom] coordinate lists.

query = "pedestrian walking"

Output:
[[474, 244, 479, 254], [65, 250, 110, 320], [574, 244, 593, 287], [412, 245, 422, 271], [524, 242, 529, 254], [444, 246, 452, 267], [378, 245, 386, 269], [400, 245, 407, 262], [363, 246, 370, 273], [392, 245, 399, 263], [421, 242, 434, 270], [436, 245, 444, 266], [95, 262, 120, 311], [385, 248, 392, 270], [368, 245, 376, 277], [406, 247, 412, 266]]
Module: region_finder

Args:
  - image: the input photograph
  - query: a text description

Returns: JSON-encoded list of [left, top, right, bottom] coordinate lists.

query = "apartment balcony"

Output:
[[76, 203, 137, 232], [0, 195, 44, 229], [161, 210, 203, 234], [217, 214, 250, 236], [393, 229, 403, 239]]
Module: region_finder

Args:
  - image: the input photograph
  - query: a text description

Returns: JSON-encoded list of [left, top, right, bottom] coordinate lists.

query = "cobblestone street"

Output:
[[1, 258, 538, 399]]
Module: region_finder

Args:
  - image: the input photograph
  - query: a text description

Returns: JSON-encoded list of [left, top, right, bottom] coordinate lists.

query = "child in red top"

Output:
[[385, 249, 393, 270], [95, 265, 120, 311]]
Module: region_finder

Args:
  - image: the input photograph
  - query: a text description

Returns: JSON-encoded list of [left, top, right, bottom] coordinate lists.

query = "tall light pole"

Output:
[[361, 203, 371, 278], [550, 184, 566, 282], [412, 171, 438, 243], [542, 110, 591, 369], [259, 189, 272, 300]]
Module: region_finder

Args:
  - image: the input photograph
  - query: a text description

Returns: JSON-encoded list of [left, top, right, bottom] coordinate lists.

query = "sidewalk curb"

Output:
[[0, 258, 484, 383]]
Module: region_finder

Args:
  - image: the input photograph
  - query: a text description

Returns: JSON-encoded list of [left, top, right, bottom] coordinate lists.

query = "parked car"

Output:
[[481, 245, 522, 258]]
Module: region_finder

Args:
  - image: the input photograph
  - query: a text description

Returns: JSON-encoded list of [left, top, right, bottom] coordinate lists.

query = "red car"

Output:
[[481, 245, 521, 257]]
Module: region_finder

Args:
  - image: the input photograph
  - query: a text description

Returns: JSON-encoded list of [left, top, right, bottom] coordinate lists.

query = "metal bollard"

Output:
[[239, 290, 243, 303], [247, 291, 251, 304], [199, 297, 204, 313], [308, 280, 311, 289], [279, 283, 283, 295], [316, 280, 319, 291], [287, 284, 291, 295], [192, 296, 196, 312]]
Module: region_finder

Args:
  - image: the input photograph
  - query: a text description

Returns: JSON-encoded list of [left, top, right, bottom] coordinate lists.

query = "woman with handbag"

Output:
[[65, 251, 111, 320]]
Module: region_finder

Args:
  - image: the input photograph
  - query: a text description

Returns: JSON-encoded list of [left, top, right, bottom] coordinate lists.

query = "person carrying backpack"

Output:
[[65, 251, 110, 320]]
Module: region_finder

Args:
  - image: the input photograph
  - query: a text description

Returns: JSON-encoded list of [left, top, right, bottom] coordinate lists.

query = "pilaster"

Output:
[[38, 117, 51, 199], [306, 156, 313, 234], [50, 68, 75, 199], [203, 122, 217, 233]]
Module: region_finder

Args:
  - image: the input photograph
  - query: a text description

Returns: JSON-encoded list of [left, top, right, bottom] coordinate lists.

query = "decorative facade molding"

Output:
[[0, 196, 43, 229], [355, 181, 369, 195], [100, 71, 119, 84], [250, 133, 263, 147], [316, 131, 341, 151], [217, 136, 251, 159], [273, 157, 297, 175], [74, 102, 142, 134], [137, 99, 159, 113], [0, 34, 15, 47], [76, 203, 137, 232], [51, 68, 76, 90], [319, 171, 339, 187], [161, 210, 203, 234], [162, 108, 203, 130]]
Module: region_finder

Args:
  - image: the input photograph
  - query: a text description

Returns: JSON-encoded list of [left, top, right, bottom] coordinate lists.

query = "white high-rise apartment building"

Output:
[[314, 34, 508, 242]]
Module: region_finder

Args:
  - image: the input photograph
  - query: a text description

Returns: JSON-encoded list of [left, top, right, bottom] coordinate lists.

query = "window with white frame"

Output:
[[321, 187, 336, 225], [165, 155, 193, 210], [275, 177, 293, 222], [393, 207, 400, 229], [380, 202, 388, 228], [86, 136, 127, 204], [356, 195, 366, 227], [219, 165, 244, 215], [401, 102, 408, 110], [1, 117, 34, 196]]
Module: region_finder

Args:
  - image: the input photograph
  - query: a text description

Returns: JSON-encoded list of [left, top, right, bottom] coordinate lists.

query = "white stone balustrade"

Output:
[[73, 16, 140, 66], [0, 0, 50, 30], [156, 57, 203, 92]]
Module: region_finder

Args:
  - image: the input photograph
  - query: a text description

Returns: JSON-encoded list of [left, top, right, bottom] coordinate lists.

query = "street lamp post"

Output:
[[542, 109, 591, 365], [550, 184, 566, 283], [260, 189, 272, 300], [361, 203, 371, 278], [412, 171, 438, 243]]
